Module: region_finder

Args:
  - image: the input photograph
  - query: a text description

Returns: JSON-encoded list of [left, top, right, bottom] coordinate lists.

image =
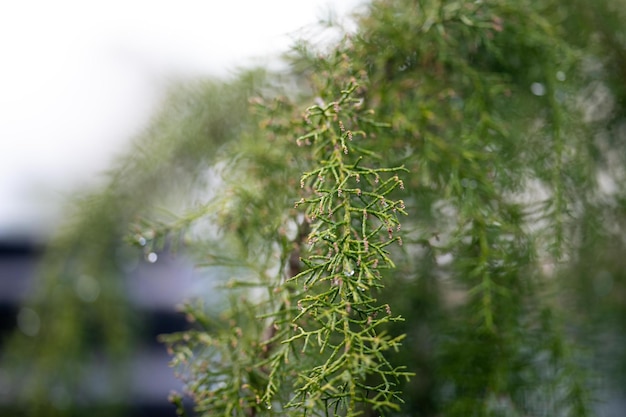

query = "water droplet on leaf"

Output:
[[343, 259, 355, 277], [530, 82, 546, 96]]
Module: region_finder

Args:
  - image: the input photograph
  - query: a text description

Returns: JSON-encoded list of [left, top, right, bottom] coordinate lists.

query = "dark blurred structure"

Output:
[[0, 235, 192, 417]]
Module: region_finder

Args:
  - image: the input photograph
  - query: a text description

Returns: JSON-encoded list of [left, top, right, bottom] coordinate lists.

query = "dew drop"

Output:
[[530, 82, 546, 96], [137, 236, 147, 246], [343, 259, 355, 277], [147, 252, 158, 263]]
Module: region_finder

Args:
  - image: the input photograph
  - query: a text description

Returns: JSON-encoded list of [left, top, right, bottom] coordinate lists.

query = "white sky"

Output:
[[0, 0, 363, 237]]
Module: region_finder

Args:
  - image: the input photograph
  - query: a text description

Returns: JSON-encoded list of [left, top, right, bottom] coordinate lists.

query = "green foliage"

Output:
[[280, 84, 412, 413], [160, 83, 413, 416], [6, 0, 626, 416], [158, 1, 618, 415]]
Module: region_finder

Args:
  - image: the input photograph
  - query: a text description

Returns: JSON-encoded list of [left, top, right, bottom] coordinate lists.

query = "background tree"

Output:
[[0, 74, 265, 416], [4, 0, 626, 416]]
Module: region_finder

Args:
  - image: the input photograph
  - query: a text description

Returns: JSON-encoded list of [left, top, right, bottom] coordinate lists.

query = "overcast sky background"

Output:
[[0, 0, 363, 238]]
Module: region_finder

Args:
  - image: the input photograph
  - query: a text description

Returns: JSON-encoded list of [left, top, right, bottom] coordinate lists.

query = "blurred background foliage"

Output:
[[3, 0, 626, 415]]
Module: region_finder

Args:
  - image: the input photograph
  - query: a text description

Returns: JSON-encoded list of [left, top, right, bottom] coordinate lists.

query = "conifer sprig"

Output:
[[269, 83, 412, 416]]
